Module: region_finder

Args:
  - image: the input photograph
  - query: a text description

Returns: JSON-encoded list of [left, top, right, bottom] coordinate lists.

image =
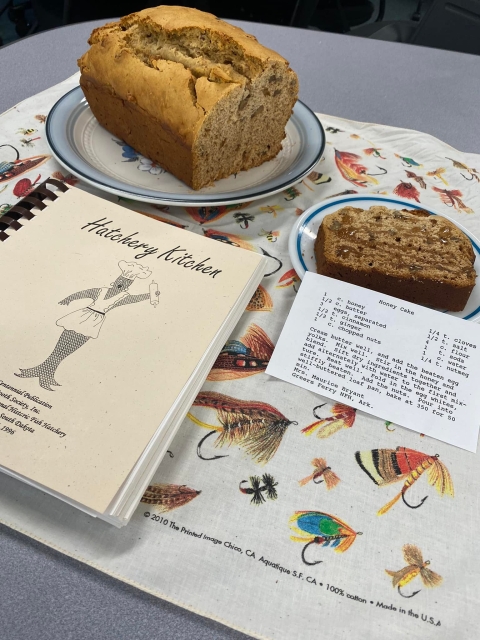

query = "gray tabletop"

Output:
[[1, 19, 479, 640]]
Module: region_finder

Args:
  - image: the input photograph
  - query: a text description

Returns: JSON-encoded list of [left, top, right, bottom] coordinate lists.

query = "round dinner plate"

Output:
[[289, 194, 480, 322], [46, 86, 325, 207]]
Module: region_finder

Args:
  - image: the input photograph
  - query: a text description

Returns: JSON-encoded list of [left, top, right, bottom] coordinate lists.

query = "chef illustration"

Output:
[[16, 260, 160, 391]]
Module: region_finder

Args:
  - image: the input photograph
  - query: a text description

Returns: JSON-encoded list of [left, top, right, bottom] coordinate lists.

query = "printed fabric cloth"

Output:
[[1, 74, 480, 640]]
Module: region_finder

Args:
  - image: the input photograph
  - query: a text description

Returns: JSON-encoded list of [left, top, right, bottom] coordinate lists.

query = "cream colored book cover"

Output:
[[0, 186, 264, 513]]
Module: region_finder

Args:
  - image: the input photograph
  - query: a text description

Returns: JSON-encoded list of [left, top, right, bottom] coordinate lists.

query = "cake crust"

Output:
[[78, 6, 299, 189], [314, 206, 476, 312]]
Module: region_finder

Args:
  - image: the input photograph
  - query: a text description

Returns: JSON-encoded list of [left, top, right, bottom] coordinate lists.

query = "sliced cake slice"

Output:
[[314, 205, 476, 311]]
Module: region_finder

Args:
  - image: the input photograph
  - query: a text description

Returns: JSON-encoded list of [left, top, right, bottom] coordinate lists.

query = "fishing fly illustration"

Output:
[[20, 137, 41, 148], [355, 447, 454, 515], [395, 154, 422, 168], [16, 261, 159, 391], [0, 144, 50, 185], [405, 170, 427, 189], [299, 458, 340, 490], [290, 511, 362, 565], [258, 229, 279, 242], [334, 149, 386, 187], [246, 285, 273, 312], [259, 205, 283, 217], [17, 128, 37, 136], [51, 170, 79, 187], [284, 186, 301, 201], [141, 483, 201, 512], [364, 148, 386, 159], [326, 189, 358, 199], [188, 391, 296, 464], [277, 269, 300, 292], [13, 174, 42, 198], [207, 324, 274, 381], [202, 228, 255, 251], [427, 168, 449, 185], [239, 474, 278, 505], [233, 212, 255, 229], [393, 181, 421, 203], [386, 544, 442, 598], [185, 201, 251, 224], [307, 171, 332, 186], [261, 246, 283, 277], [445, 157, 479, 182], [302, 403, 356, 439], [432, 187, 474, 213]]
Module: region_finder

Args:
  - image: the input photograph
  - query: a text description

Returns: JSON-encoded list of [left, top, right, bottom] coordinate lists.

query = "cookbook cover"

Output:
[[0, 186, 264, 512]]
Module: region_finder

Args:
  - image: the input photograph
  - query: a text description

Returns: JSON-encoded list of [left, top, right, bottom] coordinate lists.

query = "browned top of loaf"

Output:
[[127, 6, 288, 64], [78, 6, 296, 147], [319, 206, 476, 288]]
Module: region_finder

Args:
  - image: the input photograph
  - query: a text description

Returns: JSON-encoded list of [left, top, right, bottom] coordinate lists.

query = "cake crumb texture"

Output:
[[314, 205, 476, 311]]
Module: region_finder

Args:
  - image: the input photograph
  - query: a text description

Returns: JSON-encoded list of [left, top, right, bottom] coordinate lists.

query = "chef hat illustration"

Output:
[[118, 260, 152, 280]]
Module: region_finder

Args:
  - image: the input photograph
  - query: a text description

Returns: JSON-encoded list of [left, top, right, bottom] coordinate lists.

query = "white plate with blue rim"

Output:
[[289, 194, 480, 321], [46, 86, 325, 207]]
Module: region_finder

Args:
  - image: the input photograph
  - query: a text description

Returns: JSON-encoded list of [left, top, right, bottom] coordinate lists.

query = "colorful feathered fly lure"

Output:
[[140, 484, 201, 512], [307, 171, 332, 185], [277, 269, 300, 292], [364, 148, 386, 159], [239, 474, 278, 505], [326, 189, 358, 199], [445, 157, 479, 182], [246, 285, 273, 312], [233, 212, 255, 229], [334, 149, 384, 187], [202, 228, 255, 251], [188, 391, 297, 464], [299, 458, 340, 490], [0, 146, 50, 186], [395, 154, 422, 167], [184, 201, 251, 224], [405, 170, 427, 189], [355, 447, 454, 515], [393, 181, 421, 202], [290, 511, 362, 565], [207, 324, 275, 381], [432, 187, 474, 213], [427, 167, 449, 185], [302, 403, 356, 439], [386, 544, 442, 598]]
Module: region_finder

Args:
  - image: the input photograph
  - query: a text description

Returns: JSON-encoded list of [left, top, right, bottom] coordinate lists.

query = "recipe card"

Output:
[[267, 272, 480, 452]]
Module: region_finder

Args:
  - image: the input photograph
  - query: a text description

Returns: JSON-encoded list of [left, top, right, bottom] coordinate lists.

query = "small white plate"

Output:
[[289, 194, 480, 321], [46, 86, 325, 207]]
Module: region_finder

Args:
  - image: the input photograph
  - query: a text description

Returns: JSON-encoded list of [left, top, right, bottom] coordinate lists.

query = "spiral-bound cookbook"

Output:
[[0, 180, 266, 526]]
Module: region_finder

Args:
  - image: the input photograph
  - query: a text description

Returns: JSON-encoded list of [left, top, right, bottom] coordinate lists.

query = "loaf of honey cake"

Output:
[[77, 6, 299, 190]]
